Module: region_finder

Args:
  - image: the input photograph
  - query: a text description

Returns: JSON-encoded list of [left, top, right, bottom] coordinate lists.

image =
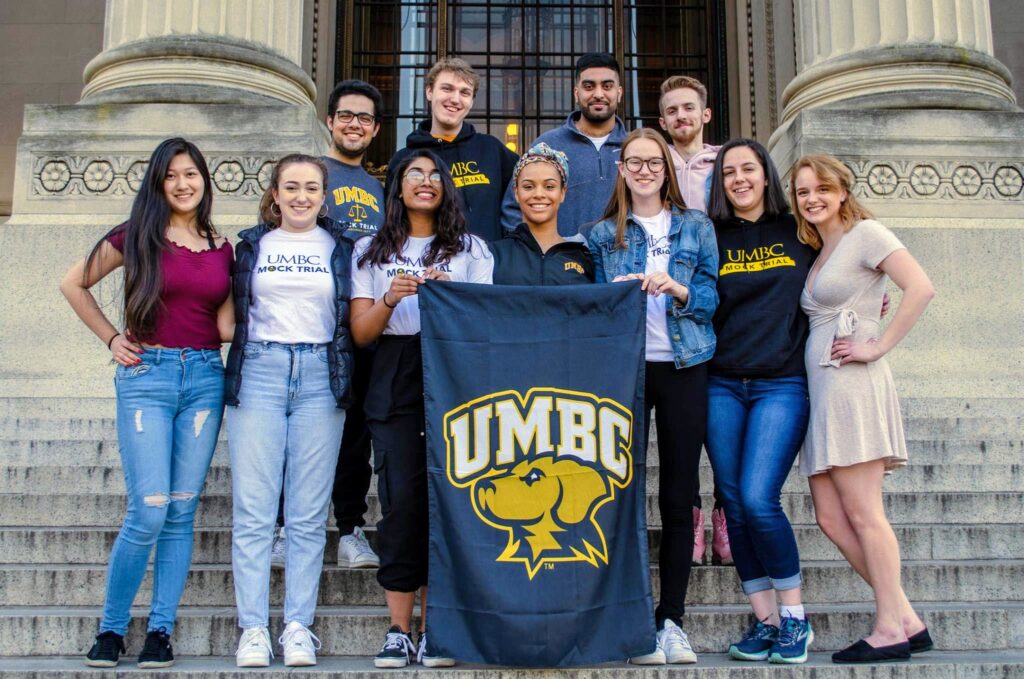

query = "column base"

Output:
[[0, 102, 329, 397], [770, 108, 1024, 399]]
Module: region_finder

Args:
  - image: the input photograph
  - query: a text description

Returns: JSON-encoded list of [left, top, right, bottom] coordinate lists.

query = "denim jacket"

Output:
[[587, 206, 719, 368]]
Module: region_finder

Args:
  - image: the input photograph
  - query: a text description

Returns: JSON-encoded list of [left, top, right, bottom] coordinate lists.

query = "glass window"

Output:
[[339, 0, 727, 173]]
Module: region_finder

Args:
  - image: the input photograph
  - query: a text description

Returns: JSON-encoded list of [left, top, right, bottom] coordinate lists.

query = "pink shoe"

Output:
[[691, 507, 706, 565], [711, 508, 733, 565]]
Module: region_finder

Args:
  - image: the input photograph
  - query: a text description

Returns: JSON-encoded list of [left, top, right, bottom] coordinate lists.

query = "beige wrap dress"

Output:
[[799, 219, 908, 476]]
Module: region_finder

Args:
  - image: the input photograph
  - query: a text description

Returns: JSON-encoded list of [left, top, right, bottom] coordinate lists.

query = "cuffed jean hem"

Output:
[[771, 573, 802, 592], [740, 573, 802, 596], [239, 622, 269, 630], [740, 576, 773, 595]]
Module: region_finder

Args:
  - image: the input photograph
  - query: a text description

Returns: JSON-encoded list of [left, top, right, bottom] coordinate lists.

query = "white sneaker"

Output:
[[417, 631, 455, 667], [658, 619, 697, 664], [235, 627, 273, 668], [628, 640, 666, 665], [270, 526, 286, 569], [337, 526, 380, 568], [279, 621, 320, 667]]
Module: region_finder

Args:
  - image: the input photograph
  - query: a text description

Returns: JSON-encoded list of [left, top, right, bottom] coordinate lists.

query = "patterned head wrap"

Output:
[[512, 142, 569, 187]]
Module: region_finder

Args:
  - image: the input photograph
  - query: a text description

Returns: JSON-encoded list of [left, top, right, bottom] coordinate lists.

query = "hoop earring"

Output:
[[270, 203, 281, 217], [318, 203, 328, 219]]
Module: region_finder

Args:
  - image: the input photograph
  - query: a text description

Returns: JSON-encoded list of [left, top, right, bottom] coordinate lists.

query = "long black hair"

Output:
[[358, 149, 472, 268], [706, 138, 790, 223], [84, 137, 215, 339]]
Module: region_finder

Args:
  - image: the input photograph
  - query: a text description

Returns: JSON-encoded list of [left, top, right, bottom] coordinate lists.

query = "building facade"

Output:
[[0, 0, 1021, 400]]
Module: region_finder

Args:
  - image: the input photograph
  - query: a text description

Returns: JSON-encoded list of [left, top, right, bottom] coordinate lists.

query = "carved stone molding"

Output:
[[31, 155, 280, 198], [845, 159, 1024, 201]]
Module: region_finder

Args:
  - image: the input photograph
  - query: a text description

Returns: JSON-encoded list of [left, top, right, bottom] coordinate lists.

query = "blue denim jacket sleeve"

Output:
[[672, 213, 719, 323], [586, 229, 608, 283]]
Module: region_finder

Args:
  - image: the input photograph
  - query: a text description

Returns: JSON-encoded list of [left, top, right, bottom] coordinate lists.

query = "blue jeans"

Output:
[[227, 342, 346, 628], [101, 348, 225, 635], [705, 375, 808, 595]]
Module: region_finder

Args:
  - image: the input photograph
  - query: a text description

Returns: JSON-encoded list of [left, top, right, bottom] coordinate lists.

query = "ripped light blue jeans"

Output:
[[101, 348, 225, 635]]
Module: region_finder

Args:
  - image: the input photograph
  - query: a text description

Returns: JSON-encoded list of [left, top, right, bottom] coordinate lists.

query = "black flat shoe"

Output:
[[908, 627, 933, 654], [832, 639, 910, 664]]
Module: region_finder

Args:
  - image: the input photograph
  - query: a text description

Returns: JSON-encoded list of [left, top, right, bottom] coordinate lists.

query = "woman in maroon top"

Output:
[[60, 138, 233, 670]]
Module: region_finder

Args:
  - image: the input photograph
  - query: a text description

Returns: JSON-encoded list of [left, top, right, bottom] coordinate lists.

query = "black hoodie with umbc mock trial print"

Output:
[[386, 120, 519, 244]]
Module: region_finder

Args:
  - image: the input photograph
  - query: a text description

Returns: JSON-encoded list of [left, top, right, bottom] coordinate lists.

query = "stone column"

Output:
[[779, 0, 1016, 125], [80, 0, 316, 106], [768, 0, 1024, 399], [1, 0, 329, 398]]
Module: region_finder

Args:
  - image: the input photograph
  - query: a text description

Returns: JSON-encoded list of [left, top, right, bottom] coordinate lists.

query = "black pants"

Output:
[[330, 345, 375, 534], [275, 345, 375, 533], [365, 335, 428, 593], [645, 361, 707, 627]]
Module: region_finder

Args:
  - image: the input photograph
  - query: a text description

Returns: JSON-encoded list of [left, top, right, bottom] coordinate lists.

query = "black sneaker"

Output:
[[374, 625, 416, 668], [138, 628, 175, 669], [85, 631, 125, 667]]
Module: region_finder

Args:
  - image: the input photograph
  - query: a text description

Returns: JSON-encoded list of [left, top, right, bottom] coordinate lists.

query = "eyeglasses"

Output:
[[403, 170, 444, 185], [333, 110, 376, 126], [621, 157, 667, 174]]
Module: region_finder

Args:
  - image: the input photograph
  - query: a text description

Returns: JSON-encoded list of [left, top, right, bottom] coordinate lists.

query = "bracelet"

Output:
[[382, 293, 397, 309], [106, 332, 121, 349]]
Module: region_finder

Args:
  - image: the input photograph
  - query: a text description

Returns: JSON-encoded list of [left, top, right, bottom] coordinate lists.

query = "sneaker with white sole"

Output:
[[280, 621, 320, 667], [658, 619, 697, 664], [374, 625, 416, 668], [417, 631, 455, 667], [270, 526, 286, 569], [628, 641, 667, 665], [338, 526, 380, 568], [235, 627, 273, 668]]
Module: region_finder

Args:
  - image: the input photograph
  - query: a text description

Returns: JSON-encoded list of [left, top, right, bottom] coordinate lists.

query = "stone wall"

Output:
[[0, 0, 105, 217]]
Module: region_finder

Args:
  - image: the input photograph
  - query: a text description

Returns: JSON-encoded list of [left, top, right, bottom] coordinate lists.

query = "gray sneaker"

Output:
[[337, 526, 380, 568], [270, 526, 286, 569]]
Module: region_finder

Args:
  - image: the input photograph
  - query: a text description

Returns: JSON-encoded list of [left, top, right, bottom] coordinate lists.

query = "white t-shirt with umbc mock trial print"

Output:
[[351, 234, 493, 336], [249, 226, 337, 344]]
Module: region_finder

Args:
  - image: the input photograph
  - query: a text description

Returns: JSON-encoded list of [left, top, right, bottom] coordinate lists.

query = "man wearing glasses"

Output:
[[323, 80, 387, 237], [385, 57, 518, 243]]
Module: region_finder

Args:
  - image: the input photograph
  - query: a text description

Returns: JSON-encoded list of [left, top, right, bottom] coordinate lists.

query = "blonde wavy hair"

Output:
[[789, 154, 872, 250]]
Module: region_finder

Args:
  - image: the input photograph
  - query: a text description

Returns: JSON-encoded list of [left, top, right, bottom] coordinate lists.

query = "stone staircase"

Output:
[[0, 395, 1022, 676]]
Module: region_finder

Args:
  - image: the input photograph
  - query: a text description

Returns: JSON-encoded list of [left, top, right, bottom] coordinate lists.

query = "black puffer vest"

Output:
[[224, 217, 355, 409]]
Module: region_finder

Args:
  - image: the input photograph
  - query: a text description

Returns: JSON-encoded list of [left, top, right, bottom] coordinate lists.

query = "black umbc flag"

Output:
[[420, 280, 655, 666]]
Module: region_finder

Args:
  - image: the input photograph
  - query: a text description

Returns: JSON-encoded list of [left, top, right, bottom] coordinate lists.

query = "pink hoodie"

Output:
[[668, 143, 721, 213]]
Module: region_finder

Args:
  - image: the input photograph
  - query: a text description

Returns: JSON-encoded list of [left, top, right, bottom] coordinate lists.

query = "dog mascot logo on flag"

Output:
[[444, 387, 634, 579]]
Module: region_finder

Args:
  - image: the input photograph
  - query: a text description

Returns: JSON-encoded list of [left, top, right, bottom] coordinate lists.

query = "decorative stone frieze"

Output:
[[845, 159, 1024, 201], [31, 155, 279, 198]]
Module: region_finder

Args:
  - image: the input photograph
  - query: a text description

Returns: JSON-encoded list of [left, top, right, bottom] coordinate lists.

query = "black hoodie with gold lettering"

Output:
[[386, 121, 519, 243], [710, 212, 818, 378]]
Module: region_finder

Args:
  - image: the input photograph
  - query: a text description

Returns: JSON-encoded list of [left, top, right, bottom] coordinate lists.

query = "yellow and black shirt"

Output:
[[710, 212, 818, 378], [386, 121, 519, 243]]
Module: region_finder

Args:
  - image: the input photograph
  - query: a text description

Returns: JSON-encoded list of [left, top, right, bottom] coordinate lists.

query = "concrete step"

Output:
[[4, 521, 1019, 565], [1, 650, 1023, 676], [0, 601, 1020, 656], [3, 394, 1018, 420], [2, 560, 1020, 608], [5, 412, 1017, 445], [2, 490, 1020, 528], [5, 436, 1022, 470], [5, 461, 1021, 496]]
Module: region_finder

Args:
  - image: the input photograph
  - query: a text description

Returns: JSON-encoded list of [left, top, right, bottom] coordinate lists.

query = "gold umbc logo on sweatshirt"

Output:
[[720, 243, 795, 276], [449, 161, 491, 187], [444, 388, 633, 579]]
